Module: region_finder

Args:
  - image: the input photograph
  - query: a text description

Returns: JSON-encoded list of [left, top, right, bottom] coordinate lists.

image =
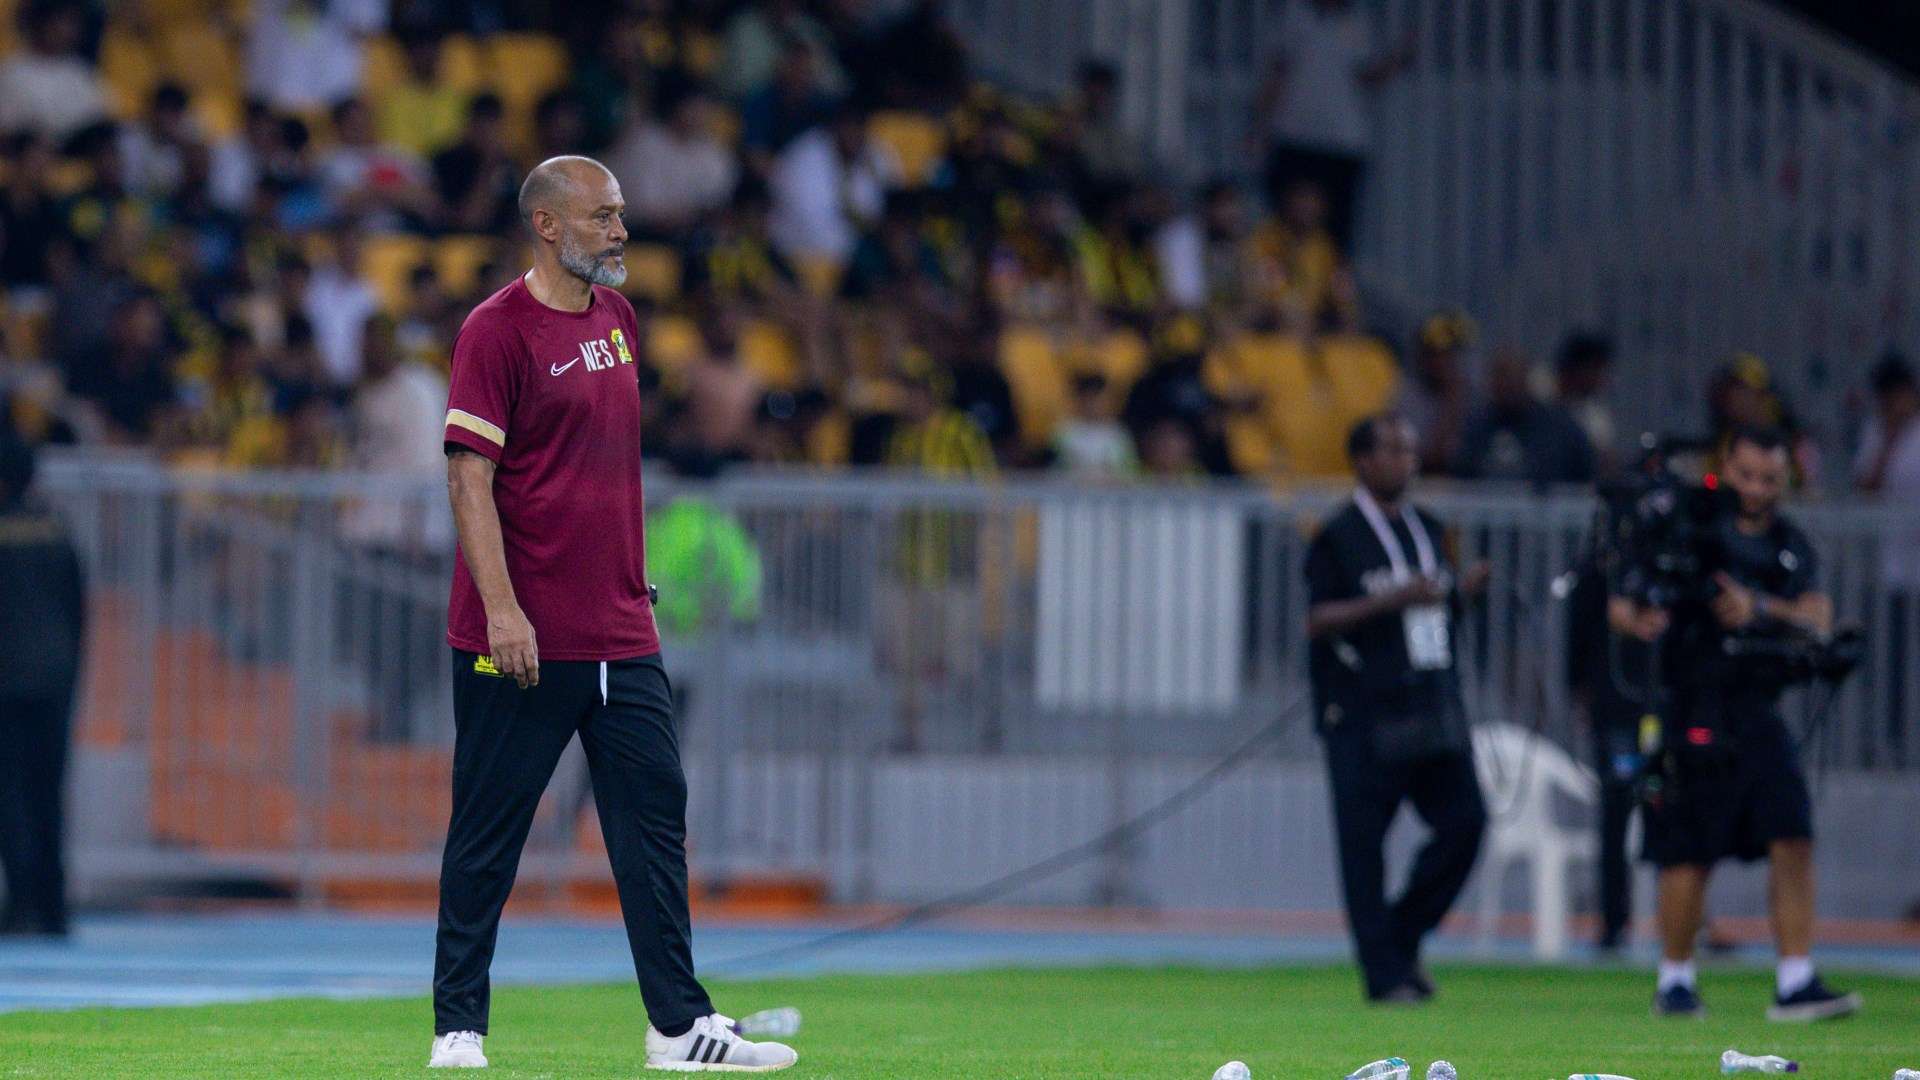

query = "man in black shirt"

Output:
[[0, 435, 85, 937], [1304, 413, 1489, 1002], [1611, 427, 1860, 1021]]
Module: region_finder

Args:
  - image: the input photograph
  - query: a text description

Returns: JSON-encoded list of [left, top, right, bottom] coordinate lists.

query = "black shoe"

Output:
[[1407, 964, 1435, 998], [1370, 980, 1432, 1006], [1767, 977, 1861, 1022], [1653, 983, 1705, 1018]]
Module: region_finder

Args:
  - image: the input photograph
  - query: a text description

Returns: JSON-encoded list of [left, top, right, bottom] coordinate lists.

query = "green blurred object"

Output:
[[646, 496, 763, 638]]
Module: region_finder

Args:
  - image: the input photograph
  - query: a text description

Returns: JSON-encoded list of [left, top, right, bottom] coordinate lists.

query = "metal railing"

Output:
[[949, 0, 1920, 454], [40, 458, 1920, 914]]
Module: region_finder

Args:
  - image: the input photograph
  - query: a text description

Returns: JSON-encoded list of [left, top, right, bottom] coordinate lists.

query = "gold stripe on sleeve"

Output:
[[445, 409, 506, 447]]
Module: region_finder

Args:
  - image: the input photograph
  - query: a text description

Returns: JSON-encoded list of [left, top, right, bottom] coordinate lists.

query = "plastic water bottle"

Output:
[[731, 1007, 801, 1038], [1210, 1061, 1251, 1080], [1345, 1058, 1410, 1080], [1425, 1061, 1457, 1080], [1722, 1049, 1799, 1074]]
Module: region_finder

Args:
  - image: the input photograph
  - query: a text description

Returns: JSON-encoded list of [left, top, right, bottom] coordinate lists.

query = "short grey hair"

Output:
[[518, 155, 613, 226]]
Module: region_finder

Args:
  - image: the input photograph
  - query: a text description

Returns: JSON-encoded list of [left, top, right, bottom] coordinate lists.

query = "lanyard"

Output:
[[1352, 487, 1437, 578]]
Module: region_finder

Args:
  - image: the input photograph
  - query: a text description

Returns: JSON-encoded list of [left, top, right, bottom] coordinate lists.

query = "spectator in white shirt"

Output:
[[768, 107, 899, 265], [1052, 373, 1137, 479], [0, 2, 108, 142], [304, 226, 381, 387], [1254, 0, 1413, 248], [118, 83, 207, 200], [246, 0, 366, 113], [1854, 351, 1920, 764], [1857, 352, 1920, 576], [608, 82, 739, 238]]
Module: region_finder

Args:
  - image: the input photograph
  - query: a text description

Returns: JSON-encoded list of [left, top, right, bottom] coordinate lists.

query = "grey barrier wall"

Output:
[[36, 456, 1920, 920]]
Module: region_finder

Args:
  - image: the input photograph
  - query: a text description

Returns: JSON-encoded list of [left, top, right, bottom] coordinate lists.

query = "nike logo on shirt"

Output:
[[550, 357, 580, 376]]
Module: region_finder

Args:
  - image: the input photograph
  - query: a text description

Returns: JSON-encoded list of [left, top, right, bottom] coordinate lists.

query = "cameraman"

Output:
[[1612, 427, 1860, 1021]]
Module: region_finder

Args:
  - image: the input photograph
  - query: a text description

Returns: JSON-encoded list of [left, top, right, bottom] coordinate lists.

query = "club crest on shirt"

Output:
[[610, 327, 633, 365]]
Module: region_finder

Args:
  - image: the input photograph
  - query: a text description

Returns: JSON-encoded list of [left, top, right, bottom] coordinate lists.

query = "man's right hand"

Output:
[[487, 605, 539, 688], [1607, 595, 1670, 642], [1392, 575, 1449, 609]]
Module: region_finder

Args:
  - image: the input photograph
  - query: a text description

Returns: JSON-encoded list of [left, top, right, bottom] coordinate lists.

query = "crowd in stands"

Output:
[[0, 0, 1914, 508]]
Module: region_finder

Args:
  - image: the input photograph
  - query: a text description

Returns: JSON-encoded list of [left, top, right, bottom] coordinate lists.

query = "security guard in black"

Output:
[[1304, 414, 1488, 1002]]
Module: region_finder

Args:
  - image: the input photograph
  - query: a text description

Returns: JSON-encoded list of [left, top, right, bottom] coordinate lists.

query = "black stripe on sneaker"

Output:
[[688, 1035, 705, 1062], [702, 1038, 722, 1063], [713, 1039, 731, 1064]]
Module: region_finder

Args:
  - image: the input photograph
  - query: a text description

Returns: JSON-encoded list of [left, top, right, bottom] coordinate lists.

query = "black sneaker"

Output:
[[1653, 983, 1705, 1018], [1369, 981, 1432, 1006], [1767, 977, 1861, 1022]]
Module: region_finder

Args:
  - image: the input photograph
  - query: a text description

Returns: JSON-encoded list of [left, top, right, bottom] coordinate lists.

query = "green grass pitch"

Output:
[[1, 964, 1913, 1078]]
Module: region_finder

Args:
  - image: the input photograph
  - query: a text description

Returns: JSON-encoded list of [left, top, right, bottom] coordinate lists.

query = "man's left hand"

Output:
[[1459, 562, 1492, 598], [1710, 571, 1758, 628]]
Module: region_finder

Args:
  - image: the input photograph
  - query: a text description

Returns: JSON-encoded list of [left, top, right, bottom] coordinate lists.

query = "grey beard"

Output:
[[558, 237, 627, 287]]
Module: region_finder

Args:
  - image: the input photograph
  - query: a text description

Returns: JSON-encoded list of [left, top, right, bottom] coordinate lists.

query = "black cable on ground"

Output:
[[705, 693, 1307, 976]]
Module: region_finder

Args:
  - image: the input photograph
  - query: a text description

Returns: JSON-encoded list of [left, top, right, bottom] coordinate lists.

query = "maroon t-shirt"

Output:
[[443, 275, 660, 661]]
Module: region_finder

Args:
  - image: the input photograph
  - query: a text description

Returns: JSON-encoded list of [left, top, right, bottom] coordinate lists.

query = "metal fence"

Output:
[[40, 457, 1920, 913], [949, 0, 1920, 455]]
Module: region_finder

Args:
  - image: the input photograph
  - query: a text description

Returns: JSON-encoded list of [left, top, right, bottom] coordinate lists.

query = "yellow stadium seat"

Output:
[[360, 35, 407, 106], [705, 104, 741, 147], [998, 324, 1067, 450], [100, 31, 160, 120], [622, 244, 681, 303], [359, 233, 430, 314], [1223, 415, 1277, 476], [485, 32, 567, 105], [432, 234, 494, 298], [159, 23, 240, 94], [1092, 328, 1148, 392], [438, 35, 486, 94], [792, 254, 843, 298], [867, 111, 948, 188], [1316, 332, 1401, 416], [738, 318, 802, 390], [646, 314, 703, 376], [193, 90, 242, 139]]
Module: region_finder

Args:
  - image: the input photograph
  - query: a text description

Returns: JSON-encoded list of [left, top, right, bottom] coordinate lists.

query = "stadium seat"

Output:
[[1471, 723, 1604, 960], [485, 32, 567, 106], [158, 23, 239, 94], [437, 35, 487, 93], [359, 34, 407, 106], [793, 254, 844, 298], [739, 318, 802, 390], [358, 233, 430, 313], [646, 313, 703, 376], [999, 325, 1067, 450], [1316, 333, 1401, 417], [622, 244, 682, 303], [867, 111, 948, 188], [432, 234, 494, 298], [192, 90, 242, 139], [100, 30, 160, 120]]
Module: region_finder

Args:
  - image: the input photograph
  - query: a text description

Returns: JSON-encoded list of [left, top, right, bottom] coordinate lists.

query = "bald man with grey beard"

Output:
[[428, 156, 797, 1072]]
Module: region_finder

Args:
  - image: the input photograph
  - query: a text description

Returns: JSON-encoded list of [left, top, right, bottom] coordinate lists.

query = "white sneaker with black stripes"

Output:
[[645, 1012, 797, 1072]]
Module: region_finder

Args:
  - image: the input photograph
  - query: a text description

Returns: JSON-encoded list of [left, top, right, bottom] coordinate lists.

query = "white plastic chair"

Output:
[[1471, 722, 1600, 959]]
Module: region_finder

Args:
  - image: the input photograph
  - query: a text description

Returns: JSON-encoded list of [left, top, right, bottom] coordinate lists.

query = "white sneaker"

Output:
[[429, 1030, 488, 1068], [645, 1013, 798, 1072]]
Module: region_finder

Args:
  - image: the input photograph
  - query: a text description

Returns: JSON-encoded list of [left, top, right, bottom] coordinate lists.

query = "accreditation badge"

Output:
[[1403, 601, 1452, 670]]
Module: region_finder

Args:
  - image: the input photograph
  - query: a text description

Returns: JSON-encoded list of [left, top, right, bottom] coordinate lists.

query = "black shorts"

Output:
[[1641, 711, 1813, 867]]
